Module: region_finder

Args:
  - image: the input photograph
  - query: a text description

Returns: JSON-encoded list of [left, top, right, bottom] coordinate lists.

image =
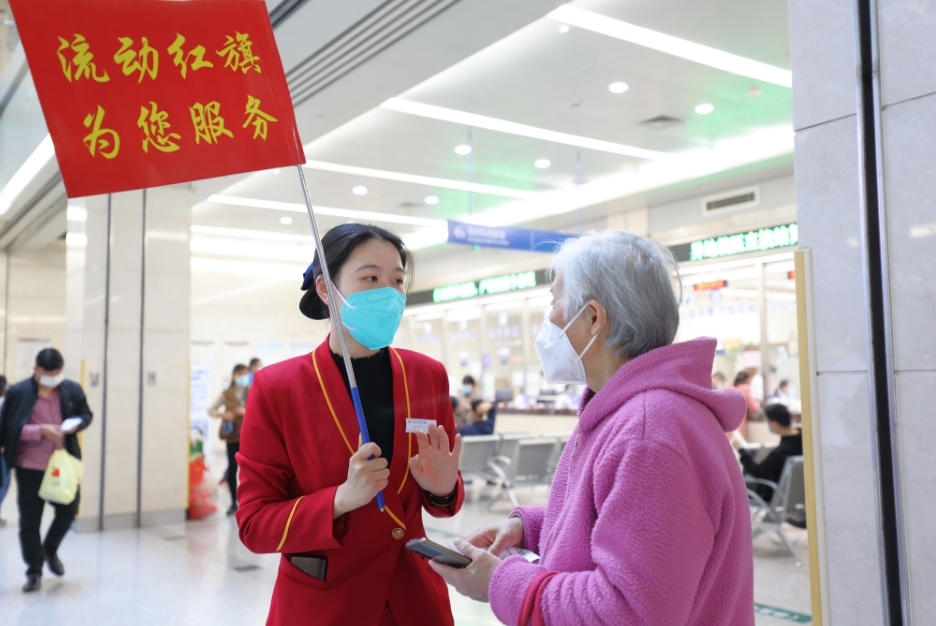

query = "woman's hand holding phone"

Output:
[[333, 435, 390, 518]]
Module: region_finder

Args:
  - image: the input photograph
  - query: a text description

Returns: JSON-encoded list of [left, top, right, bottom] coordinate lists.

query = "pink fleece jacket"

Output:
[[489, 337, 754, 625]]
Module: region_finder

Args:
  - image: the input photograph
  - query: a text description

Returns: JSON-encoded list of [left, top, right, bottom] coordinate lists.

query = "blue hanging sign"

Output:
[[447, 220, 574, 253]]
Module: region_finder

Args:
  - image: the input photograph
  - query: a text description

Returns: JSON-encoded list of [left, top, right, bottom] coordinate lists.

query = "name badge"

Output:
[[405, 418, 437, 434]]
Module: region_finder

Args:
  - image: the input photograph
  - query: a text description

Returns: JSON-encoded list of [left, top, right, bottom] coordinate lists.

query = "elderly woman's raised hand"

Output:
[[465, 516, 524, 555]]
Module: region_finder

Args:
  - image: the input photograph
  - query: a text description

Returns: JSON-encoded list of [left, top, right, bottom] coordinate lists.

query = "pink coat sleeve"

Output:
[[510, 506, 546, 552], [490, 441, 716, 626]]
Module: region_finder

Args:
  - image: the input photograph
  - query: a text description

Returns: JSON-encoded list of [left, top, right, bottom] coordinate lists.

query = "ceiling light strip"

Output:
[[381, 98, 666, 160], [191, 225, 317, 243], [0, 134, 56, 215], [303, 160, 538, 200], [207, 194, 445, 227], [548, 5, 792, 88]]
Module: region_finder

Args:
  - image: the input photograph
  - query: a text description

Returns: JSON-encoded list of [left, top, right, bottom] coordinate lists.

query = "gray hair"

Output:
[[550, 229, 681, 360]]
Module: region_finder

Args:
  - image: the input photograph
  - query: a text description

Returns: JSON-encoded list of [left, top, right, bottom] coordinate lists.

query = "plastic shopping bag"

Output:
[[38, 449, 84, 505]]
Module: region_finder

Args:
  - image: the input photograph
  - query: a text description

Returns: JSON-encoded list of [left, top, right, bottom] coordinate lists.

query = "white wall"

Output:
[[0, 241, 67, 384], [190, 256, 330, 400]]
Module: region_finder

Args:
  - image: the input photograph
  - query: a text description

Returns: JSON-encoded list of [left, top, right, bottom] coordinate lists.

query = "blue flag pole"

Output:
[[296, 165, 386, 512]]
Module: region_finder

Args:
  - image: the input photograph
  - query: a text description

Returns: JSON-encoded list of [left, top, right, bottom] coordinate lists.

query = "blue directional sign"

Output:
[[447, 220, 575, 253]]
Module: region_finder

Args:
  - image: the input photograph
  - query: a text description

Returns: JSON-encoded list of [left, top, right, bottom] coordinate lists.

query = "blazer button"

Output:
[[392, 528, 404, 540]]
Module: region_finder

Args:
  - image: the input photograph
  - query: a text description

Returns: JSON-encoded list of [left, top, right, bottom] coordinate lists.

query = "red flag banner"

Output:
[[9, 0, 305, 198]]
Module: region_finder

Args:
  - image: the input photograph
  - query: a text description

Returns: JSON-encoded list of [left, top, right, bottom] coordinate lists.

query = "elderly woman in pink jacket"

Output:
[[430, 230, 754, 625]]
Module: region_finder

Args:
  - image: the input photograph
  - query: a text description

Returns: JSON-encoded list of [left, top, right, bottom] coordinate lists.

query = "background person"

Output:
[[457, 400, 495, 437], [734, 370, 762, 438], [430, 230, 754, 625], [736, 403, 803, 504], [552, 384, 580, 411], [208, 364, 249, 515], [236, 223, 465, 625], [767, 379, 795, 407], [461, 375, 481, 401], [0, 375, 9, 526], [712, 371, 727, 389], [0, 348, 92, 593], [247, 357, 263, 388]]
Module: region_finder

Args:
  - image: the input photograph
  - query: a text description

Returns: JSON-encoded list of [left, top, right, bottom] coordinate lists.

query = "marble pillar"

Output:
[[65, 186, 192, 530], [790, 0, 936, 622]]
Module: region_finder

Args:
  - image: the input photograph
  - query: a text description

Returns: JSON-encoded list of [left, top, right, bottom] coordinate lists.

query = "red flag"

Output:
[[9, 0, 305, 198]]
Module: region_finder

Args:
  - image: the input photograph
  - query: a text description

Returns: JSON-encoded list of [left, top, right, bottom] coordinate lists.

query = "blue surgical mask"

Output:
[[462, 385, 473, 396], [336, 287, 406, 350], [235, 375, 250, 387]]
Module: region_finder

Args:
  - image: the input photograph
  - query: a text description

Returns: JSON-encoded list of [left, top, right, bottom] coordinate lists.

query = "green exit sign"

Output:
[[432, 271, 538, 303], [689, 223, 798, 262]]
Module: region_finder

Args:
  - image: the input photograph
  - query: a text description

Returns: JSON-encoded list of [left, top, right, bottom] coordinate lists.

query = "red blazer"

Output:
[[236, 340, 465, 626]]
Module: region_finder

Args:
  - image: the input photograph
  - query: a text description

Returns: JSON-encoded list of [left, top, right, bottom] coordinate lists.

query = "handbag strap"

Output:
[[517, 570, 559, 626]]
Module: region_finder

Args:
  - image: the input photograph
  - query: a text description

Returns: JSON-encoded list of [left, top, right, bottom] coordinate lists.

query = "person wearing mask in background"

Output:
[[461, 375, 481, 401], [712, 371, 727, 390], [0, 349, 92, 593], [461, 374, 497, 427], [0, 375, 9, 526], [236, 223, 465, 625], [431, 230, 754, 625], [733, 370, 762, 438], [736, 403, 803, 504], [457, 400, 495, 437], [248, 357, 263, 388], [767, 379, 795, 407], [208, 364, 249, 515]]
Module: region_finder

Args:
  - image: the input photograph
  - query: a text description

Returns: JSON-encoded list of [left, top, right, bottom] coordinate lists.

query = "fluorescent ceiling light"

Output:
[[608, 82, 629, 94], [695, 103, 715, 115], [381, 98, 665, 160], [192, 225, 316, 244], [466, 125, 794, 228], [454, 144, 472, 155], [548, 5, 792, 88], [191, 224, 448, 259], [190, 236, 313, 263], [402, 226, 449, 251], [352, 185, 368, 196], [534, 159, 551, 169], [280, 216, 293, 225], [206, 194, 445, 228], [304, 159, 538, 200], [558, 24, 570, 34], [0, 135, 56, 215], [424, 195, 439, 205]]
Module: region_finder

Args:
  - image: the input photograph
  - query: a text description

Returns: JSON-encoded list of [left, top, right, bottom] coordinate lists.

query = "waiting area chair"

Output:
[[746, 455, 807, 566], [488, 437, 560, 509]]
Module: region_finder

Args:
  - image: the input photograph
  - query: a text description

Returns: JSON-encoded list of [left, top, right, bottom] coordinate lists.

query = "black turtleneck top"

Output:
[[331, 349, 395, 466]]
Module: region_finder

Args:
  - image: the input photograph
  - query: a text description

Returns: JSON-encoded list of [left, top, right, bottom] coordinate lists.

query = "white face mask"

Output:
[[535, 305, 598, 385], [39, 373, 65, 388]]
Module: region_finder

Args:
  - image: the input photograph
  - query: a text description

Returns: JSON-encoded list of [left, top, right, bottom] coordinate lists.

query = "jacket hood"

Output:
[[578, 337, 746, 434]]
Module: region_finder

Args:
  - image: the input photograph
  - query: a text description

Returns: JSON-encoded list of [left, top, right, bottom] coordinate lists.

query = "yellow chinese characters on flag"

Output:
[[138, 103, 180, 153], [244, 96, 277, 140], [9, 0, 305, 198]]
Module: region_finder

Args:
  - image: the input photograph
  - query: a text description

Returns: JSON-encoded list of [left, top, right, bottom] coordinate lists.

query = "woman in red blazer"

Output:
[[236, 224, 465, 626]]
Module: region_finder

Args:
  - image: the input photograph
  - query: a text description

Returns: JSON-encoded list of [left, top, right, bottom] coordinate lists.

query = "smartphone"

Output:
[[406, 538, 472, 568]]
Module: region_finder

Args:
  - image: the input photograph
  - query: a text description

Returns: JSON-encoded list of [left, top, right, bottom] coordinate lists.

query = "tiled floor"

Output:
[[0, 480, 812, 625]]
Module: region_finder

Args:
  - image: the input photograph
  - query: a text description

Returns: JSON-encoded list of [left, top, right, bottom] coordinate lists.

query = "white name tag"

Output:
[[405, 418, 437, 434]]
